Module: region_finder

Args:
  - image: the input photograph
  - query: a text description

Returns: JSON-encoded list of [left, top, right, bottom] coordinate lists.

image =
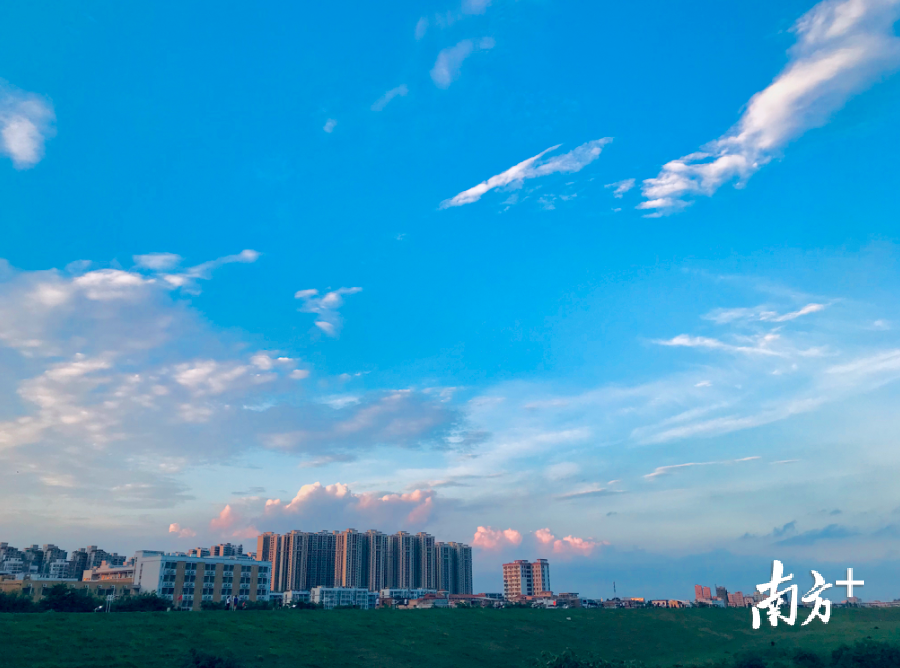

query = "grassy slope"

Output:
[[2, 608, 899, 668]]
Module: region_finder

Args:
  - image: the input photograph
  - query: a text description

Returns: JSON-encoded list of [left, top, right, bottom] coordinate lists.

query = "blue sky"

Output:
[[2, 0, 900, 599]]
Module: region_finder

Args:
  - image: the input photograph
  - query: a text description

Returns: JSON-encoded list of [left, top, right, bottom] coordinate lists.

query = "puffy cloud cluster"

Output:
[[295, 287, 362, 337], [534, 528, 605, 556], [263, 482, 438, 527], [168, 523, 197, 538], [0, 256, 459, 522], [203, 483, 441, 538], [472, 526, 523, 549], [471, 526, 603, 556]]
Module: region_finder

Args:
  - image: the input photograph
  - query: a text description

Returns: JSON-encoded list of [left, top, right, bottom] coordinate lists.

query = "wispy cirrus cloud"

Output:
[[416, 0, 493, 40], [643, 456, 760, 480], [440, 139, 612, 208], [371, 84, 409, 111], [430, 37, 495, 88], [0, 81, 55, 169], [654, 333, 784, 356], [703, 302, 827, 324], [639, 0, 900, 216], [605, 178, 636, 198]]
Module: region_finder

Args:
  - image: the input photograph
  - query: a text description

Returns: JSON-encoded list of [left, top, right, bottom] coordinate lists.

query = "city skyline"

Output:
[[3, 0, 900, 600]]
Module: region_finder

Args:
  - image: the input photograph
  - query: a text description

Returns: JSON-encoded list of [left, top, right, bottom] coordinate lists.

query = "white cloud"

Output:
[[0, 257, 458, 524], [654, 334, 783, 356], [417, 0, 494, 40], [462, 0, 491, 14], [704, 303, 827, 324], [415, 17, 429, 40], [440, 139, 612, 208], [371, 84, 409, 111], [605, 178, 636, 198], [168, 522, 197, 538], [0, 82, 55, 169], [472, 525, 522, 549], [73, 270, 155, 301], [644, 456, 760, 479], [826, 349, 900, 377], [295, 287, 362, 338], [534, 528, 605, 556], [639, 0, 900, 216], [260, 483, 439, 529], [430, 37, 494, 88], [323, 118, 337, 133], [156, 249, 260, 294], [134, 253, 182, 271]]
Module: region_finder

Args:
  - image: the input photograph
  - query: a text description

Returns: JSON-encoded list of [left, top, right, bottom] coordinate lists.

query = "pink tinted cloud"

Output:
[[472, 526, 523, 550], [261, 482, 437, 529], [168, 523, 197, 538], [209, 504, 238, 531], [534, 528, 606, 556], [535, 527, 555, 544]]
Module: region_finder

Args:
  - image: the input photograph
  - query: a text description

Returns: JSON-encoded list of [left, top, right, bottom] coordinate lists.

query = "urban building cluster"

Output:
[[257, 529, 473, 595], [0, 543, 126, 580], [16, 538, 890, 612], [0, 532, 480, 612], [693, 584, 762, 608], [500, 558, 602, 608]]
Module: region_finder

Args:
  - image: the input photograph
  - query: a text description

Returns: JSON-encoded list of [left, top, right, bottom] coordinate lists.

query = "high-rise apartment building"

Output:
[[334, 529, 366, 588], [256, 533, 280, 589], [276, 530, 337, 592], [416, 532, 437, 590], [262, 529, 472, 595], [436, 541, 473, 594], [365, 530, 388, 592], [502, 559, 549, 598], [532, 559, 550, 594], [389, 531, 416, 589]]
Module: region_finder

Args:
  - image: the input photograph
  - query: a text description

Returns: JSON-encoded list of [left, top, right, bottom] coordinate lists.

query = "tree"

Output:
[[832, 640, 900, 668], [38, 584, 100, 612], [0, 591, 36, 613]]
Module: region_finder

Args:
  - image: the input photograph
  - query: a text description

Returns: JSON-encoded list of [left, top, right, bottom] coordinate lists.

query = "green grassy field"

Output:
[[2, 607, 899, 668]]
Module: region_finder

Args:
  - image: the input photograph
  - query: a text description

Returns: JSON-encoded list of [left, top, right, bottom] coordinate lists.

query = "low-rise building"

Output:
[[405, 593, 450, 609], [283, 590, 311, 605], [0, 576, 136, 602], [311, 586, 378, 610], [82, 561, 136, 582], [133, 553, 270, 611], [379, 588, 437, 601]]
